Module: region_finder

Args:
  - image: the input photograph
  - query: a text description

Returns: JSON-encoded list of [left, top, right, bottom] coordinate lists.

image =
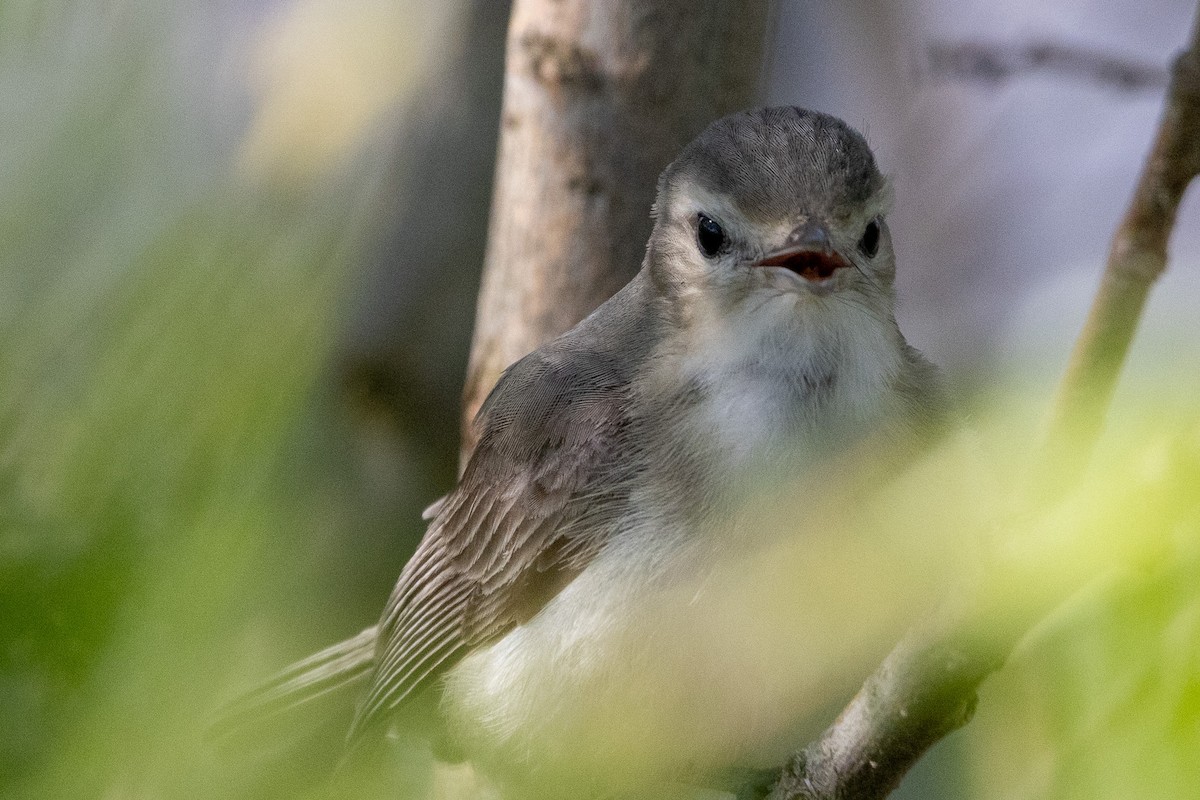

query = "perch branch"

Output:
[[765, 424, 1200, 800], [765, 8, 1200, 800]]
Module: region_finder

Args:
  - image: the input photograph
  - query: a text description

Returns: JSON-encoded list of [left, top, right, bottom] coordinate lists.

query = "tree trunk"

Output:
[[461, 0, 770, 461]]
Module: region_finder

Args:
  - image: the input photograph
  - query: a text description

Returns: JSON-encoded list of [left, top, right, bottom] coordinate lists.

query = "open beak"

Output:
[[753, 222, 850, 282]]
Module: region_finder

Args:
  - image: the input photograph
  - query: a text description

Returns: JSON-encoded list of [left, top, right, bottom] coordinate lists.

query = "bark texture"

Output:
[[461, 0, 770, 461]]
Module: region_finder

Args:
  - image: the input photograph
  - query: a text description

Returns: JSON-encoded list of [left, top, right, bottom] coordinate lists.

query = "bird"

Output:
[[217, 106, 951, 798]]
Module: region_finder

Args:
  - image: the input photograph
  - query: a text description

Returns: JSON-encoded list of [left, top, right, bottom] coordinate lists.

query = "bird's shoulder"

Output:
[[895, 342, 954, 437]]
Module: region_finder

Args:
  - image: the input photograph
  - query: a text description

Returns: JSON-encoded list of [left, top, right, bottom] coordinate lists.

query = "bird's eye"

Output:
[[858, 218, 882, 258], [696, 214, 726, 257]]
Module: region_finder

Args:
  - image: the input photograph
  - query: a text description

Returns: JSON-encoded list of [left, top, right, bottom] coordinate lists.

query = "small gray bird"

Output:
[[220, 107, 949, 797]]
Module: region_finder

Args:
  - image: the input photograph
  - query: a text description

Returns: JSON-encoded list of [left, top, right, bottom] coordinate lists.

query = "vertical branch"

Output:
[[461, 0, 770, 463], [1042, 9, 1200, 488]]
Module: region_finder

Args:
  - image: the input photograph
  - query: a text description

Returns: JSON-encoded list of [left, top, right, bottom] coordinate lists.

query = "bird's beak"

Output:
[[753, 222, 850, 282]]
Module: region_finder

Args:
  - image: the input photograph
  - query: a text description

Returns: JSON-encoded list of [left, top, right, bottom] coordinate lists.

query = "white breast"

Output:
[[677, 288, 905, 467]]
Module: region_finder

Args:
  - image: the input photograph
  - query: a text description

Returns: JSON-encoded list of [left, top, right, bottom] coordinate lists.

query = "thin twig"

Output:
[[925, 39, 1168, 92], [765, 6, 1200, 799]]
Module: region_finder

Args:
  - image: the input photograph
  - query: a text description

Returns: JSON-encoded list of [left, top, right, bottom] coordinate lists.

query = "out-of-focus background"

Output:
[[1, 0, 1197, 798]]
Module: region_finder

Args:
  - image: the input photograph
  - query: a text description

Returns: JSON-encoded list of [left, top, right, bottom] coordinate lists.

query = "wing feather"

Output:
[[346, 344, 634, 740]]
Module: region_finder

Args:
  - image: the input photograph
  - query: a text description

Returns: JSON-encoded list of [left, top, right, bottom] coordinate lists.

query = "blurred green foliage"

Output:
[[0, 3, 434, 797], [956, 400, 1200, 800], [0, 2, 1197, 800]]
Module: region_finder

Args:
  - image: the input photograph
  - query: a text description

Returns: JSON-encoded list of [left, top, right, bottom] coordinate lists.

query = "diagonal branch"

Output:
[[764, 424, 1200, 800], [764, 6, 1200, 799], [1040, 5, 1200, 495]]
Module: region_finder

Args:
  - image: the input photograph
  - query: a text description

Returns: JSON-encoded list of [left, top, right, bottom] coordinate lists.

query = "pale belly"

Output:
[[438, 494, 941, 797]]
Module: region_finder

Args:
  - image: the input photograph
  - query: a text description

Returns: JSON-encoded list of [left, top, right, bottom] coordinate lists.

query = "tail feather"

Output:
[[209, 625, 378, 743]]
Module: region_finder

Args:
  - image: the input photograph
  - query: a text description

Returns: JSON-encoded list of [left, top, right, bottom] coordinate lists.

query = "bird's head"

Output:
[[647, 107, 896, 322]]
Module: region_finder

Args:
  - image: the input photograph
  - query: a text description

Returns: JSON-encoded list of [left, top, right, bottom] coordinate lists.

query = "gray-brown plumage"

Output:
[[351, 292, 658, 736], [217, 107, 950, 795]]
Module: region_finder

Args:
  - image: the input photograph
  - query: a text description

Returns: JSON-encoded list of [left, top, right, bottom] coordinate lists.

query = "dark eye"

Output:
[[696, 214, 726, 257], [858, 218, 881, 258]]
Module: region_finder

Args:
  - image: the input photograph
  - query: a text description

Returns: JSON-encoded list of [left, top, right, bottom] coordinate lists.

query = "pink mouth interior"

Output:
[[757, 251, 849, 282]]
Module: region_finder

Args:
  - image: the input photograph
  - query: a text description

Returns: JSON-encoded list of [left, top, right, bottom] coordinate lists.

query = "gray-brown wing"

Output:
[[347, 346, 633, 739]]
